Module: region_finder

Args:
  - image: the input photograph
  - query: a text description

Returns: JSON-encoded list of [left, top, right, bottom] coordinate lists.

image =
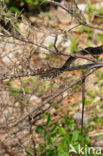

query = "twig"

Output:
[[81, 78, 85, 136], [0, 63, 100, 81], [61, 23, 81, 33], [10, 66, 100, 127], [28, 116, 37, 156], [48, 0, 103, 31], [1, 26, 103, 65], [4, 34, 101, 63], [54, 34, 59, 53]]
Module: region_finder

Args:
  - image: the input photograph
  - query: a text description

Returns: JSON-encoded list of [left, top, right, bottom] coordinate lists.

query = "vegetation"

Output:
[[6, 0, 49, 13], [26, 113, 91, 156], [1, 0, 103, 156]]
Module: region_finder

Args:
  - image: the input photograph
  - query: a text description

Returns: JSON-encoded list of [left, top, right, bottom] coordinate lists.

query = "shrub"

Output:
[[6, 0, 49, 13]]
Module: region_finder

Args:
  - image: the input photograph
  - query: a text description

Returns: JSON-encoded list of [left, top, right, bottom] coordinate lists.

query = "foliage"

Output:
[[87, 4, 96, 19], [98, 33, 103, 43], [26, 112, 94, 156], [1, 1, 103, 156], [79, 25, 93, 39], [88, 4, 103, 23], [6, 0, 49, 13], [70, 38, 79, 53]]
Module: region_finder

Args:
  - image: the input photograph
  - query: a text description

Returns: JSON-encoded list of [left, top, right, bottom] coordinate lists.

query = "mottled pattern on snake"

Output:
[[37, 45, 103, 79]]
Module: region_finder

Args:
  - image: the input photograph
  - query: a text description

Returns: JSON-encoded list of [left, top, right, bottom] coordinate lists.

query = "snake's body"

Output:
[[38, 45, 103, 79]]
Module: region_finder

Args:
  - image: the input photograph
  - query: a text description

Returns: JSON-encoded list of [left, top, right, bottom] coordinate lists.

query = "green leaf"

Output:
[[29, 78, 35, 84], [28, 147, 34, 153], [33, 0, 39, 6], [59, 127, 67, 136], [11, 83, 20, 90], [8, 7, 20, 14], [11, 90, 19, 97], [25, 0, 33, 5], [36, 125, 43, 134], [58, 151, 68, 156], [25, 151, 33, 156], [44, 129, 49, 140], [70, 38, 79, 53], [85, 136, 90, 144], [57, 144, 68, 156], [5, 81, 11, 86], [49, 42, 54, 49], [37, 87, 42, 93], [44, 81, 50, 91], [72, 131, 79, 141], [24, 87, 31, 93], [50, 122, 59, 135], [98, 33, 103, 42], [46, 113, 51, 128]]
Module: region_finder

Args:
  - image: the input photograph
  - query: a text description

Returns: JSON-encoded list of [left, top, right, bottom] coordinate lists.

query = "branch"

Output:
[[0, 63, 100, 81], [48, 0, 103, 31], [10, 65, 102, 127]]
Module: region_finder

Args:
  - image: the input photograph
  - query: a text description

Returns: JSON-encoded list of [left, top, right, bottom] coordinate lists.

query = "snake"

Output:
[[37, 45, 103, 79]]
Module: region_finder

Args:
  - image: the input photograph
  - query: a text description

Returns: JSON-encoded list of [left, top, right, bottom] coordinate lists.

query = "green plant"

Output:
[[70, 38, 79, 53], [87, 4, 96, 19], [25, 112, 95, 156], [88, 114, 103, 130], [88, 4, 103, 23], [98, 33, 103, 43], [49, 42, 54, 49], [97, 72, 103, 79], [95, 72, 103, 87], [79, 25, 93, 39], [87, 90, 96, 99], [46, 12, 53, 19], [5, 80, 31, 112], [84, 97, 92, 105], [6, 0, 49, 13]]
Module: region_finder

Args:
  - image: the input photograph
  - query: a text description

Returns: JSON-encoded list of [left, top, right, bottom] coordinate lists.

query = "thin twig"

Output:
[[10, 67, 100, 127], [54, 34, 59, 53], [48, 0, 103, 31], [81, 78, 85, 136], [28, 116, 37, 156]]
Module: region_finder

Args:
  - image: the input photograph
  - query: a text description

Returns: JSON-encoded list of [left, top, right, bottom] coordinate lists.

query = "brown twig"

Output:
[[10, 66, 100, 127]]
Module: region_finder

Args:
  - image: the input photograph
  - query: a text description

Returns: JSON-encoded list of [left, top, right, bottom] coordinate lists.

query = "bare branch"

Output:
[[10, 66, 100, 127]]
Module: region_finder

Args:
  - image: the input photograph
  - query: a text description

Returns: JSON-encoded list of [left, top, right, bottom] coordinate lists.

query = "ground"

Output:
[[0, 0, 103, 155]]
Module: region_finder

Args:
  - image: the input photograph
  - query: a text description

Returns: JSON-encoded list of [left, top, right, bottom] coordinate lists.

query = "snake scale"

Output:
[[37, 45, 103, 79]]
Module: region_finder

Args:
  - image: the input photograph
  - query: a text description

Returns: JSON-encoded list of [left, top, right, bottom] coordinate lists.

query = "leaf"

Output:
[[36, 125, 43, 134], [8, 7, 20, 14], [85, 136, 90, 144], [51, 122, 58, 135], [70, 38, 79, 53], [44, 129, 49, 140], [72, 131, 79, 141], [24, 87, 31, 93], [98, 33, 103, 42], [11, 90, 19, 97], [11, 83, 20, 90], [57, 144, 68, 156], [25, 151, 33, 156], [44, 81, 50, 91], [49, 42, 54, 49], [59, 127, 67, 136], [29, 147, 34, 153], [46, 113, 51, 128]]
